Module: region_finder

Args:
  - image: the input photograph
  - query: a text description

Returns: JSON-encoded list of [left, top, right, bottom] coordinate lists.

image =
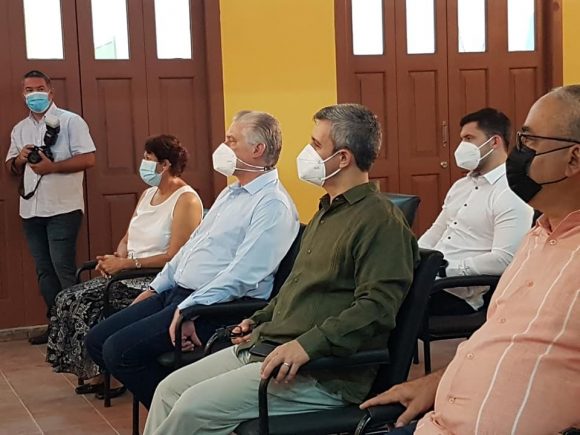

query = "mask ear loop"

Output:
[[320, 150, 344, 181], [478, 136, 496, 162]]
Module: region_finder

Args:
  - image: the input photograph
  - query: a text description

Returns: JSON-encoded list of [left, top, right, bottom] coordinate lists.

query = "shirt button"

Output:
[[307, 249, 312, 254], [466, 353, 474, 360], [475, 186, 479, 190], [447, 236, 451, 240], [526, 280, 534, 287], [499, 317, 506, 323], [454, 222, 457, 225], [464, 203, 467, 207], [293, 278, 299, 283], [548, 239, 557, 245], [320, 219, 325, 224], [448, 396, 456, 404]]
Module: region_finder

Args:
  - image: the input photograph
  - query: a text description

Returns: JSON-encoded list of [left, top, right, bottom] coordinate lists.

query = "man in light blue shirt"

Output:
[[86, 111, 299, 407]]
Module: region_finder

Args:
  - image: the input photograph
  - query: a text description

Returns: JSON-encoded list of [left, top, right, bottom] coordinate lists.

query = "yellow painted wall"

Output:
[[563, 0, 580, 84], [219, 0, 337, 220]]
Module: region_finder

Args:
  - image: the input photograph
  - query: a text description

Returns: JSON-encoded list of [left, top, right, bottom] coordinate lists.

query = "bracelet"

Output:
[[133, 258, 142, 269]]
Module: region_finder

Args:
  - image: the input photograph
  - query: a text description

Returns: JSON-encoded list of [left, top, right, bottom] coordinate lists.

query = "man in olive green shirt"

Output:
[[144, 104, 419, 435]]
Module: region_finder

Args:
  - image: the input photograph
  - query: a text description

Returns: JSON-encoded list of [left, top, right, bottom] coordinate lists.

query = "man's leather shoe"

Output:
[[28, 330, 49, 345], [96, 385, 127, 400], [75, 383, 104, 395]]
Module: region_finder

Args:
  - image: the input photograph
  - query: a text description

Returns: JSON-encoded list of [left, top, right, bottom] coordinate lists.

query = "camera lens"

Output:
[[27, 148, 41, 164]]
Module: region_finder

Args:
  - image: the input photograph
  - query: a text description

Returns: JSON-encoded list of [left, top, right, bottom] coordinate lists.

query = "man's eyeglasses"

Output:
[[515, 131, 580, 152]]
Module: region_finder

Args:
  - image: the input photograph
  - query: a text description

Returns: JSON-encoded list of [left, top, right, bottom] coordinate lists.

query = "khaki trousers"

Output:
[[144, 346, 346, 435]]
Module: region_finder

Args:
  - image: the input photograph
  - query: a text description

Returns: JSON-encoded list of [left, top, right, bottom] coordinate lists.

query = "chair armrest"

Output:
[[431, 275, 501, 294], [179, 298, 268, 320], [75, 260, 98, 283], [102, 268, 162, 316], [300, 349, 390, 372], [365, 403, 407, 427], [256, 349, 391, 434]]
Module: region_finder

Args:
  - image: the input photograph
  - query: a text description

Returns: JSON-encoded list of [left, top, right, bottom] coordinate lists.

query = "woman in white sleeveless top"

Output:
[[47, 135, 203, 394]]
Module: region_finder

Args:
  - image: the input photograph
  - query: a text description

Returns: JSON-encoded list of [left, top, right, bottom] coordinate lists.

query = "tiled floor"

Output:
[[0, 338, 463, 435]]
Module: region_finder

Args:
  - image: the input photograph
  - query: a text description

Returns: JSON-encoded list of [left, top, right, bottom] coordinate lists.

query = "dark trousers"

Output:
[[428, 290, 477, 316], [85, 287, 228, 408], [22, 210, 83, 318]]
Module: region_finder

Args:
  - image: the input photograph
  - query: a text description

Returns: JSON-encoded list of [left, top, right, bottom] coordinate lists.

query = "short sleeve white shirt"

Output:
[[6, 103, 96, 218]]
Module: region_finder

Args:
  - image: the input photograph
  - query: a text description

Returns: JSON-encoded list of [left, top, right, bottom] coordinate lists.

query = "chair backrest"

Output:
[[384, 193, 421, 227], [370, 249, 444, 394], [271, 223, 306, 298]]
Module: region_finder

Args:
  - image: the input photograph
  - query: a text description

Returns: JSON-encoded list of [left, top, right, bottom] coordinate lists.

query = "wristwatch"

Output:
[[133, 258, 142, 269]]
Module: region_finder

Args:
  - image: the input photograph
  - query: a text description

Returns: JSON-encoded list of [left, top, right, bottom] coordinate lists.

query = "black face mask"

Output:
[[506, 145, 572, 203]]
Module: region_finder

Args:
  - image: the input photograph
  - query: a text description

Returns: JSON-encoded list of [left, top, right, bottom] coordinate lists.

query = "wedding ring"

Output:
[[282, 362, 291, 368]]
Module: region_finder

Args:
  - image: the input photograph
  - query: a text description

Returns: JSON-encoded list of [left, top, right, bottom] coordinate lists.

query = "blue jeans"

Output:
[[22, 210, 83, 317], [85, 287, 230, 408]]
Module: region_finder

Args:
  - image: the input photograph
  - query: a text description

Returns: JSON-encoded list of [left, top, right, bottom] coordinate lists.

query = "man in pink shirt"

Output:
[[361, 85, 580, 434]]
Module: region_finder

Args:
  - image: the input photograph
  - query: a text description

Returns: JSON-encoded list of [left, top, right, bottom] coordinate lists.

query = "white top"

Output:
[[127, 185, 201, 258], [419, 164, 534, 310], [6, 104, 96, 219]]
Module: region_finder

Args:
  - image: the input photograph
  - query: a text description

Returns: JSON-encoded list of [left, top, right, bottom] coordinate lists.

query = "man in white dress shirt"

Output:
[[5, 70, 96, 344], [419, 108, 533, 314]]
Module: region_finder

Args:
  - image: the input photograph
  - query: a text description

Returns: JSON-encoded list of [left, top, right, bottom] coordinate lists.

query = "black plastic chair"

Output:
[[233, 249, 443, 435], [383, 193, 420, 228], [418, 274, 501, 374]]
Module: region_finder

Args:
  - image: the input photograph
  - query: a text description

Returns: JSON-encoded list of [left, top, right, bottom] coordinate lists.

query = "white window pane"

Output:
[[508, 0, 535, 52], [91, 0, 129, 59], [352, 0, 383, 55], [406, 0, 435, 54], [154, 0, 192, 59], [458, 0, 486, 53], [23, 0, 64, 59]]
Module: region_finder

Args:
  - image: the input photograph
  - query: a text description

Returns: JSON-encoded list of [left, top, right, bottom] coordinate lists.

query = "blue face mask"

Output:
[[139, 159, 162, 186], [25, 91, 51, 113]]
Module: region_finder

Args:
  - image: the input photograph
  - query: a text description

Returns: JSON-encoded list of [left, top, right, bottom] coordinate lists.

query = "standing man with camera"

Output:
[[5, 70, 96, 345]]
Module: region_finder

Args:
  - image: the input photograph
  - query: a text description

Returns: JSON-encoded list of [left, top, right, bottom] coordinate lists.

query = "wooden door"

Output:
[[142, 0, 217, 203], [394, 0, 451, 234], [335, 0, 400, 193], [0, 0, 88, 328], [335, 0, 561, 236]]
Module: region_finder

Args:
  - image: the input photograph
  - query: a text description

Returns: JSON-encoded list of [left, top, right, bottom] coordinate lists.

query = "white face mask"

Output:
[[212, 143, 267, 177], [454, 136, 495, 171], [296, 144, 342, 186]]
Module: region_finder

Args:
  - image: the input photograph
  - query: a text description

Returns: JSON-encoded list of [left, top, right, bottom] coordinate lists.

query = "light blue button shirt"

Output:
[[149, 169, 299, 310]]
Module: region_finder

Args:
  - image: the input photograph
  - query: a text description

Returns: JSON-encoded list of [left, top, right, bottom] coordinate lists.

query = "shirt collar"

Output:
[[319, 182, 378, 209], [470, 163, 506, 185], [229, 168, 279, 195], [536, 209, 580, 236], [28, 102, 59, 123]]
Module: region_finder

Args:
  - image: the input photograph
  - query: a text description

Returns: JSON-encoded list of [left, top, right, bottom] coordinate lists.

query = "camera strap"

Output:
[[19, 175, 43, 200]]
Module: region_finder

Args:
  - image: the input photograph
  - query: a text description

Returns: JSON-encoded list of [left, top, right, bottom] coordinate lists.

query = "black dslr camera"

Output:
[[27, 115, 60, 164]]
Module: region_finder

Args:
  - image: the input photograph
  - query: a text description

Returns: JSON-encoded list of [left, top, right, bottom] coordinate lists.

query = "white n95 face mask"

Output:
[[454, 136, 495, 171], [212, 143, 267, 177], [296, 144, 341, 186]]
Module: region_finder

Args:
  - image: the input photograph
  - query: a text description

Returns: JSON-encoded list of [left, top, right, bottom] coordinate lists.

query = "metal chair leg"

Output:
[[413, 341, 420, 364], [423, 339, 432, 374], [103, 371, 111, 408], [132, 395, 140, 435]]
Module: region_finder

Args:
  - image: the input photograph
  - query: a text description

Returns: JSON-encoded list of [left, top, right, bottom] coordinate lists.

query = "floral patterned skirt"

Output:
[[46, 276, 152, 380]]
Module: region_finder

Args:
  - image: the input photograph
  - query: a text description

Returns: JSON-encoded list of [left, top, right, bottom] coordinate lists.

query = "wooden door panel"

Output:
[[396, 0, 450, 235], [142, 0, 215, 205], [76, 0, 150, 259], [0, 0, 87, 328], [336, 0, 400, 193]]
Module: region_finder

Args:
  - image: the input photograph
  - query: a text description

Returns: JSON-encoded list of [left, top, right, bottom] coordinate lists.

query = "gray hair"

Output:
[[313, 103, 382, 171], [549, 85, 580, 139], [233, 111, 282, 167]]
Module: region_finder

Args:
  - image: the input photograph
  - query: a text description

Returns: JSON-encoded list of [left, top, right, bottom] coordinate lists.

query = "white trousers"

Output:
[[144, 346, 346, 435]]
